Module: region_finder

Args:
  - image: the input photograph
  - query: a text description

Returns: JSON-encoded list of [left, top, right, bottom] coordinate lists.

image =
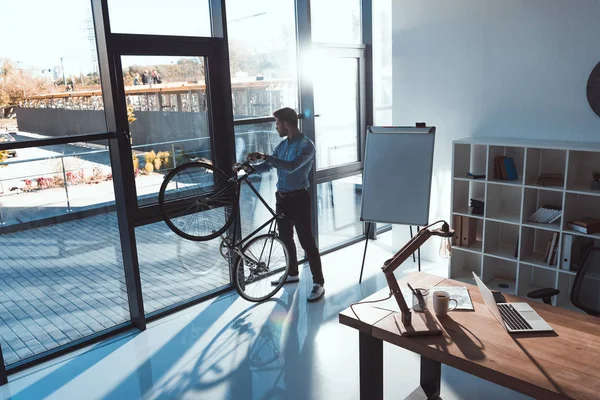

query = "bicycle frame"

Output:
[[228, 171, 281, 250]]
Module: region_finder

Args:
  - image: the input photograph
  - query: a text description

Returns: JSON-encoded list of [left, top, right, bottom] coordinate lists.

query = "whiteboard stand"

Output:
[[358, 223, 421, 284], [358, 125, 435, 283]]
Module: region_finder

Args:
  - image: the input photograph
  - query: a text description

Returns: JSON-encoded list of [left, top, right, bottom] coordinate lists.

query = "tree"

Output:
[[0, 58, 52, 107]]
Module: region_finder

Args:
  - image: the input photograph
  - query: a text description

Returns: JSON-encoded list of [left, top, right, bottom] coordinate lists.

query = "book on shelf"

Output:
[[537, 173, 564, 187], [544, 232, 558, 265], [527, 204, 562, 224], [568, 217, 600, 234], [493, 156, 518, 181], [470, 196, 484, 216], [466, 172, 486, 179]]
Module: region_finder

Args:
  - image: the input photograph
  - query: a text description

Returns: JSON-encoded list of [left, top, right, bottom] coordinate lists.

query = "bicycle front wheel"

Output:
[[234, 234, 290, 302], [159, 162, 237, 241]]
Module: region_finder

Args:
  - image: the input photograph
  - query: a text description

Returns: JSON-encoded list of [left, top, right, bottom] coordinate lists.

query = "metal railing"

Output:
[[0, 130, 280, 228]]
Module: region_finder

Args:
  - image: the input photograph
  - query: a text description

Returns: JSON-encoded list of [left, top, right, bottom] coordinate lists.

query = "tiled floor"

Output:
[[0, 172, 364, 366], [0, 232, 531, 400]]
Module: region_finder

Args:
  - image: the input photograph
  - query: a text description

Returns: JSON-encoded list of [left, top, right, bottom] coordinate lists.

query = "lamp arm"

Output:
[[381, 228, 433, 326]]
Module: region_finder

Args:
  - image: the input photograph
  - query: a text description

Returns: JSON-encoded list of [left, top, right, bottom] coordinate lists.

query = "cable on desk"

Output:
[[349, 292, 393, 320]]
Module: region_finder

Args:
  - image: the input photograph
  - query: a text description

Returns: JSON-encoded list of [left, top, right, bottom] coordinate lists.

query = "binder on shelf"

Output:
[[461, 216, 477, 247], [453, 215, 462, 246], [561, 234, 573, 271]]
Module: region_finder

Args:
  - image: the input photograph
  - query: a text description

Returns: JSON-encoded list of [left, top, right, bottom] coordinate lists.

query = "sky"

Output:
[[1, 0, 362, 78], [0, 0, 300, 76]]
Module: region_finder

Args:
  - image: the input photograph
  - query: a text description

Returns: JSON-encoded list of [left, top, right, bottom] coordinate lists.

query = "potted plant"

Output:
[[591, 171, 600, 190]]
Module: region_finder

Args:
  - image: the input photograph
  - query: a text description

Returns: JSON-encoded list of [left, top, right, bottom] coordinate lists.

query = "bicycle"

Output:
[[158, 160, 290, 302]]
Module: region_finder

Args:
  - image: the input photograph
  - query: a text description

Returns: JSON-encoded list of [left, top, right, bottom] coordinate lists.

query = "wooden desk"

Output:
[[339, 272, 600, 400]]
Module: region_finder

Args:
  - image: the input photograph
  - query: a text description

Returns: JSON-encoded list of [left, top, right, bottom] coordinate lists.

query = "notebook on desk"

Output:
[[472, 272, 554, 333]]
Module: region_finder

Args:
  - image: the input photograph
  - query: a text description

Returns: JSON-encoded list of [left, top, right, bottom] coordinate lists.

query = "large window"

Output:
[[107, 0, 212, 37], [0, 141, 129, 366], [1, 1, 105, 142], [226, 0, 298, 119], [119, 55, 210, 205], [0, 0, 388, 375], [373, 0, 392, 125], [317, 175, 364, 250], [311, 0, 361, 44]]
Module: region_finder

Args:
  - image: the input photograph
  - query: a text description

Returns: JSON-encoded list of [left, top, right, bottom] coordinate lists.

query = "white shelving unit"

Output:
[[450, 138, 600, 310]]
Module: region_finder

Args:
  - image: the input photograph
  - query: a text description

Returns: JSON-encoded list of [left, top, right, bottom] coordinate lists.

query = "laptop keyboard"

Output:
[[498, 304, 532, 331]]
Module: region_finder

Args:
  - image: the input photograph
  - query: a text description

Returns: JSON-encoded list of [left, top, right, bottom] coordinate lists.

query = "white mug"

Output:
[[433, 291, 458, 316]]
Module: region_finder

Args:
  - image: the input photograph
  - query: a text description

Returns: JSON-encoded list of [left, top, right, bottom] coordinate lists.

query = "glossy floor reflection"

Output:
[[0, 232, 531, 400]]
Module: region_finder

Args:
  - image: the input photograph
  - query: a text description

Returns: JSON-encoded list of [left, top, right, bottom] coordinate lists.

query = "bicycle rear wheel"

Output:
[[159, 162, 237, 241], [234, 234, 290, 302]]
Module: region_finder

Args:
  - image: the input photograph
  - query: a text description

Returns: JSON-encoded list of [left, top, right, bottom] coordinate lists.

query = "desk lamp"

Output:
[[381, 220, 454, 336]]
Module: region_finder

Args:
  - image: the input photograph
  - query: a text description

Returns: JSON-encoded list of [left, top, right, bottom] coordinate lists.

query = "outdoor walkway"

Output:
[[0, 212, 228, 366]]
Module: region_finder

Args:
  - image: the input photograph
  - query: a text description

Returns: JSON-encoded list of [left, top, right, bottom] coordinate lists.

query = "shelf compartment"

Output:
[[487, 145, 524, 184], [484, 220, 519, 261], [450, 251, 481, 285], [452, 216, 483, 252], [452, 180, 485, 217], [517, 264, 557, 302], [485, 183, 522, 223], [453, 143, 487, 179], [524, 148, 566, 187], [520, 227, 561, 268], [563, 193, 600, 234], [566, 150, 600, 193], [482, 256, 517, 295], [522, 188, 563, 227]]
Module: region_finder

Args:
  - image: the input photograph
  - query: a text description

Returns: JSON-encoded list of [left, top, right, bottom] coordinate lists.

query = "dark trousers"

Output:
[[276, 190, 324, 285]]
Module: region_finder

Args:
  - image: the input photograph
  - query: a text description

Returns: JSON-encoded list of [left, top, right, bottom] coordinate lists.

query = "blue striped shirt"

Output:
[[254, 134, 315, 192]]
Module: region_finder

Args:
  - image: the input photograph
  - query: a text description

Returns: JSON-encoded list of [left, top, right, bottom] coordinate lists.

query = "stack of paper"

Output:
[[527, 204, 562, 224]]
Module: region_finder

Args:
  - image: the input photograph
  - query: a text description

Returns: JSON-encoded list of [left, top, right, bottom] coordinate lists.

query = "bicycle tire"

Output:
[[159, 162, 237, 241], [176, 236, 229, 276], [234, 234, 290, 302]]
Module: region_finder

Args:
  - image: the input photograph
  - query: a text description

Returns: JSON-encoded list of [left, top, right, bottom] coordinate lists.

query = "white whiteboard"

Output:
[[360, 126, 436, 226]]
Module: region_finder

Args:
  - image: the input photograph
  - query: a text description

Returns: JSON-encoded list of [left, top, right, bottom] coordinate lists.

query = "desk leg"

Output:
[[359, 332, 383, 400], [405, 355, 441, 399], [420, 356, 441, 399]]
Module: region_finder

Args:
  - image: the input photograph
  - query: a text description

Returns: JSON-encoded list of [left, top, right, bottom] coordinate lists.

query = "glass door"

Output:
[[106, 25, 237, 314], [119, 55, 211, 207], [313, 47, 365, 179], [311, 47, 366, 250]]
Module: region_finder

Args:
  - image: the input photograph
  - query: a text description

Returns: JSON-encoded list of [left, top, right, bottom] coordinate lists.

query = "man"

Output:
[[245, 107, 324, 302]]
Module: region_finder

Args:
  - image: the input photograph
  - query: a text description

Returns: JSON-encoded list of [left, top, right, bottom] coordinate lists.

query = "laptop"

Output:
[[472, 272, 553, 333]]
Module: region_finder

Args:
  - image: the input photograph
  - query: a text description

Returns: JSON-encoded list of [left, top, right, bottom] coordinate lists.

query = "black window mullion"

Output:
[[92, 0, 146, 331]]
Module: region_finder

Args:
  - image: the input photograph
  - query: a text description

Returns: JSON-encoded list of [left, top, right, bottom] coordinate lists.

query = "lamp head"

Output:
[[432, 221, 454, 238]]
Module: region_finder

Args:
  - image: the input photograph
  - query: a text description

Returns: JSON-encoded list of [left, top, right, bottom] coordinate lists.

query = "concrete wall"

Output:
[[15, 108, 211, 152], [391, 0, 600, 260]]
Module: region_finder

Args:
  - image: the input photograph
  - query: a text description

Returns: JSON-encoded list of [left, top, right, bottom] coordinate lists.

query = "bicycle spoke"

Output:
[[235, 235, 289, 302], [160, 162, 237, 241]]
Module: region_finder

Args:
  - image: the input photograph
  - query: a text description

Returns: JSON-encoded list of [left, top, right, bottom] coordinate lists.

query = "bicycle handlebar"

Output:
[[233, 161, 257, 175]]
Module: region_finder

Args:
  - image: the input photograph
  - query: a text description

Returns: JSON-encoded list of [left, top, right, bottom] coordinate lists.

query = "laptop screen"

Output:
[[472, 272, 506, 330]]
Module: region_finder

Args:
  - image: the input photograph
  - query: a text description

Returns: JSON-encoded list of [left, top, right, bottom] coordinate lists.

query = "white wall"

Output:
[[391, 0, 600, 260]]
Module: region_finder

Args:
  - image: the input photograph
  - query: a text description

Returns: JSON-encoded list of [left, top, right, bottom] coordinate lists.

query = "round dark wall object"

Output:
[[587, 62, 600, 118]]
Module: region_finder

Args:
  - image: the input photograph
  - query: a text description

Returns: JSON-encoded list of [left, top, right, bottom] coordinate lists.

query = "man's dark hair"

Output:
[[273, 107, 298, 127]]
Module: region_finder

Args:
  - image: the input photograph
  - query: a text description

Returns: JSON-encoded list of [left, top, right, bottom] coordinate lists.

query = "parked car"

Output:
[[0, 132, 17, 157]]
